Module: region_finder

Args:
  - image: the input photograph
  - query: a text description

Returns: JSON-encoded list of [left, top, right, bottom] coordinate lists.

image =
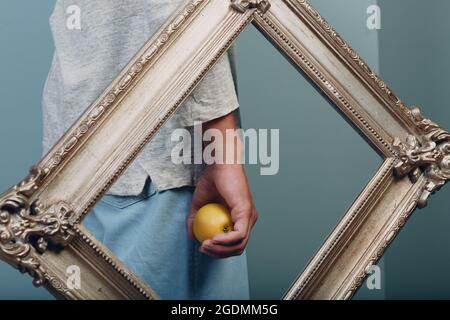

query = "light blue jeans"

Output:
[[82, 179, 250, 300]]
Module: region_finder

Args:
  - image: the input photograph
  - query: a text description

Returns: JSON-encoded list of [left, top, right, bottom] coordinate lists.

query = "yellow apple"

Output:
[[193, 203, 233, 242]]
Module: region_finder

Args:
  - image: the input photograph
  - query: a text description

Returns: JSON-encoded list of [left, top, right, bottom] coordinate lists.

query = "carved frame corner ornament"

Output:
[[1, 0, 449, 300], [0, 166, 75, 287], [231, 0, 271, 14], [393, 107, 450, 209]]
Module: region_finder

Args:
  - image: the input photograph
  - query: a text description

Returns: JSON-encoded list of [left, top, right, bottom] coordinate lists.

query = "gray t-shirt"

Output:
[[42, 0, 239, 196]]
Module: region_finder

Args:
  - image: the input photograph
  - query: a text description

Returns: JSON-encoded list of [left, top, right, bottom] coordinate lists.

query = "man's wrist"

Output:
[[202, 112, 244, 166], [208, 162, 244, 171]]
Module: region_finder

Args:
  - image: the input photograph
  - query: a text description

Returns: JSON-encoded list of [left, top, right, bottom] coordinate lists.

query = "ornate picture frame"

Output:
[[1, 0, 448, 300]]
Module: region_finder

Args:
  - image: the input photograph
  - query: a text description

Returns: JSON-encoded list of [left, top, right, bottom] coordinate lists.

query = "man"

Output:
[[42, 0, 258, 299]]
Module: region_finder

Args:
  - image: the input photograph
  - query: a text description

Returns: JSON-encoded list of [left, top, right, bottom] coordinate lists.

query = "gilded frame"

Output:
[[1, 0, 449, 300]]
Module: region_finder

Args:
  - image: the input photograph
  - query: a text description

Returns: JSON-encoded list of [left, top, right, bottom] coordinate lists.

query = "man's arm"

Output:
[[186, 112, 259, 259]]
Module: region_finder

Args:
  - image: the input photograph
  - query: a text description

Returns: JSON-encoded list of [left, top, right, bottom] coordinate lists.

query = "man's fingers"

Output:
[[199, 246, 222, 259], [201, 239, 247, 258], [212, 215, 249, 245], [211, 230, 247, 246], [197, 206, 258, 258]]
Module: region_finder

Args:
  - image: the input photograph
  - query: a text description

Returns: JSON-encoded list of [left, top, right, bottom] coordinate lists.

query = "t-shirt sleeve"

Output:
[[176, 48, 240, 127]]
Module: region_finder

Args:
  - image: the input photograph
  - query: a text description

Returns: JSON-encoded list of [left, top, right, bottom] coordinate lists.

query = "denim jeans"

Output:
[[82, 179, 250, 300]]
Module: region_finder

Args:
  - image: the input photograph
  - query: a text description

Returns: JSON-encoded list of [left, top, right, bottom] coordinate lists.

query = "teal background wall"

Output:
[[2, 0, 433, 300], [379, 0, 450, 299], [0, 0, 55, 299]]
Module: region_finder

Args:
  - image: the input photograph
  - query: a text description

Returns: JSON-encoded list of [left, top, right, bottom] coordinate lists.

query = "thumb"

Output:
[[186, 167, 220, 241], [187, 192, 208, 241], [187, 204, 199, 241]]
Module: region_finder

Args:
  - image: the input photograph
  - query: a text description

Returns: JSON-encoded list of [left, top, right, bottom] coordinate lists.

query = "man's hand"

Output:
[[187, 163, 258, 259], [186, 112, 258, 259]]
